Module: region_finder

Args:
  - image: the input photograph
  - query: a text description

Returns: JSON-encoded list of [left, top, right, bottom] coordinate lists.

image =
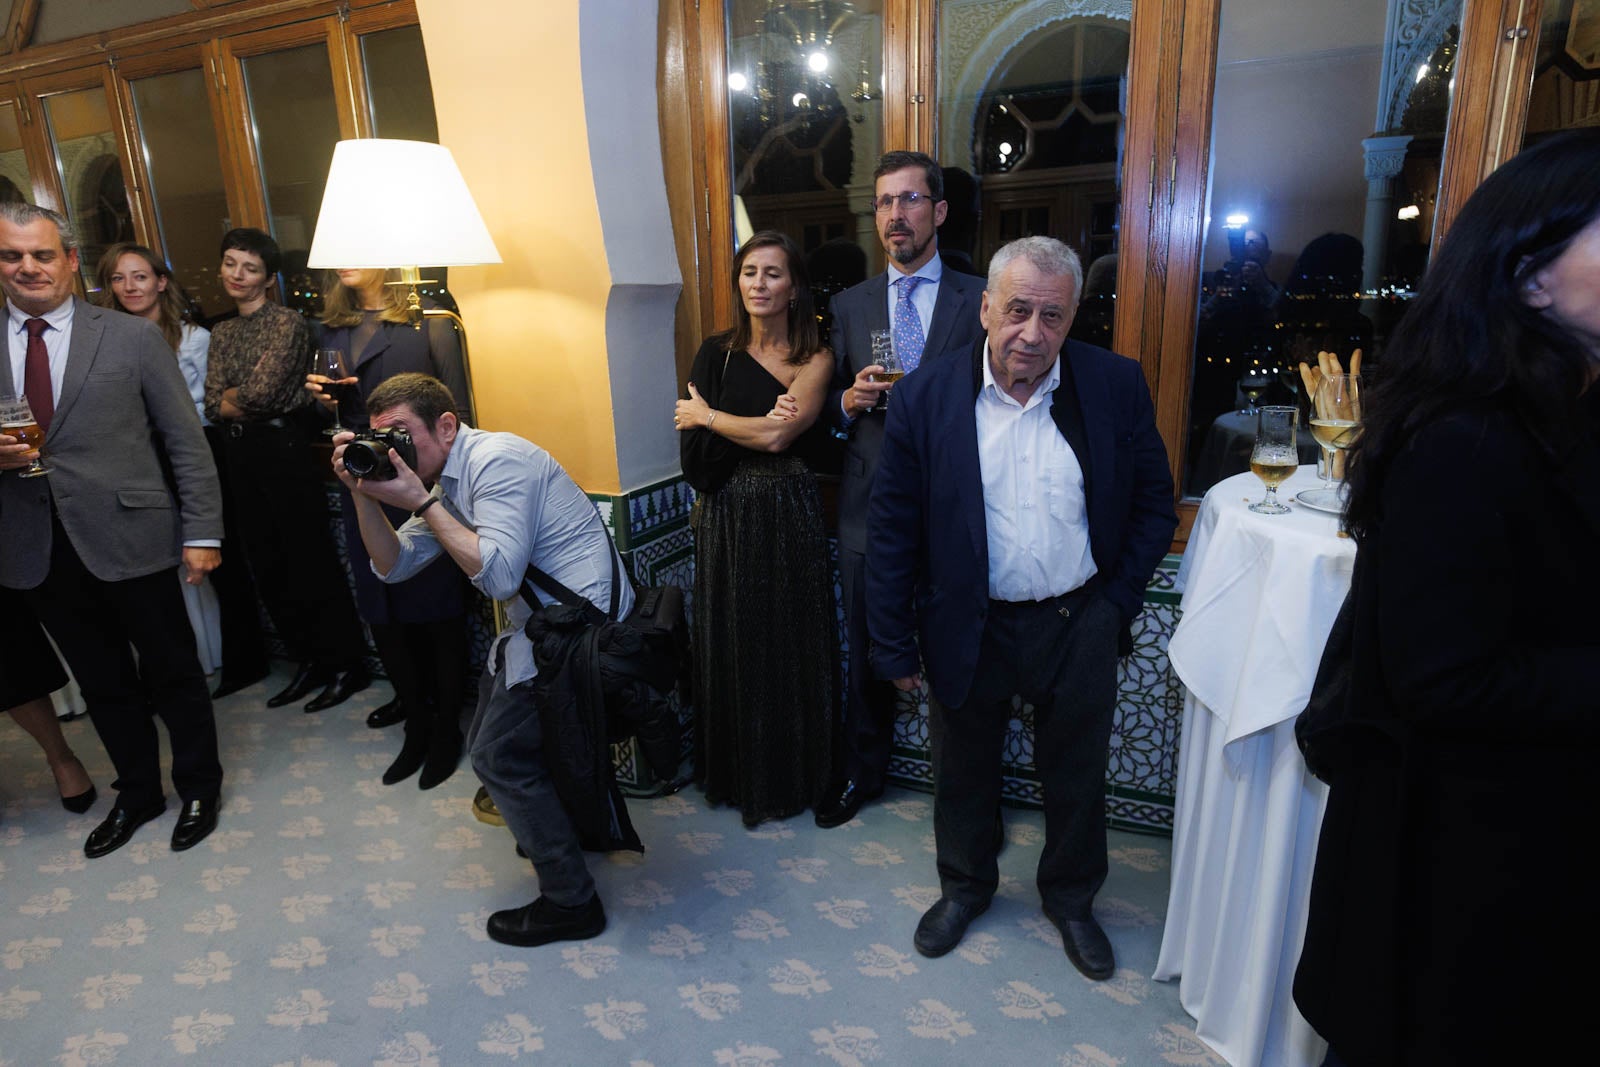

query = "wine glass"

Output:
[[1247, 405, 1298, 514], [1302, 372, 1362, 508], [868, 329, 903, 409], [318, 348, 354, 437], [1, 393, 50, 478], [1238, 369, 1272, 415]]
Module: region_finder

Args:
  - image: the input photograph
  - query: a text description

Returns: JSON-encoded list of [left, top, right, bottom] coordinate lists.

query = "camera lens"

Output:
[[343, 440, 391, 480]]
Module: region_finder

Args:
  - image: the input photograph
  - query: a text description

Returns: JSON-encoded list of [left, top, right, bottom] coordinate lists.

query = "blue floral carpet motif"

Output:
[[1, 666, 1221, 1066]]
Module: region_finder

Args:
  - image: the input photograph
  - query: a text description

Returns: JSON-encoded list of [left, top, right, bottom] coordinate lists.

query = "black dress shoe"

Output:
[[267, 663, 328, 708], [61, 785, 98, 814], [303, 666, 371, 713], [913, 896, 990, 958], [487, 894, 607, 947], [171, 797, 220, 852], [211, 665, 269, 700], [1049, 912, 1115, 980], [365, 697, 405, 729], [814, 779, 883, 829], [84, 802, 166, 858]]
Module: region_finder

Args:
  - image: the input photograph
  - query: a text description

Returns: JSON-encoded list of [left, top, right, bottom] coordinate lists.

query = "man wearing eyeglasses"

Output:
[[815, 150, 985, 830]]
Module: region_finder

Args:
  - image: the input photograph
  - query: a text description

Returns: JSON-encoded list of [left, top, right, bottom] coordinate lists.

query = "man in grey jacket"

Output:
[[0, 202, 225, 858]]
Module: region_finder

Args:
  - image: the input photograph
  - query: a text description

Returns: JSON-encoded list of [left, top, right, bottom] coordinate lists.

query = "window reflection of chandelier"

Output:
[[742, 0, 875, 126]]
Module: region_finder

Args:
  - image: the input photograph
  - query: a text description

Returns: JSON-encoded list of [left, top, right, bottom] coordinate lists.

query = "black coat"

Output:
[[1293, 402, 1600, 1063]]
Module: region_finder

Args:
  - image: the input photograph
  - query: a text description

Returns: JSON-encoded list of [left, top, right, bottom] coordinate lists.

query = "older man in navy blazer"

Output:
[[867, 236, 1176, 978]]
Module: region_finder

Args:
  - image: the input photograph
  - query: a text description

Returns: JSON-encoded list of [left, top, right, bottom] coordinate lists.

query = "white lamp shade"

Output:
[[306, 139, 502, 269]]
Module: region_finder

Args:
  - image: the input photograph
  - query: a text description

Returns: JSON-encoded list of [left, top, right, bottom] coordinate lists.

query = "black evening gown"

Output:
[[681, 337, 837, 826]]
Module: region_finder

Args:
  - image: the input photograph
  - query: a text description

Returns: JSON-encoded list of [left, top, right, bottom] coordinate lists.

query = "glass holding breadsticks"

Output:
[[1296, 349, 1362, 510]]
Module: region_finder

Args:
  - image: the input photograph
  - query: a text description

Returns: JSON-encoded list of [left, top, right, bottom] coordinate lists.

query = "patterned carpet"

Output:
[[1, 664, 1222, 1067]]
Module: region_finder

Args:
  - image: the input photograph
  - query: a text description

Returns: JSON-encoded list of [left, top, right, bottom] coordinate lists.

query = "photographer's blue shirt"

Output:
[[379, 424, 633, 687]]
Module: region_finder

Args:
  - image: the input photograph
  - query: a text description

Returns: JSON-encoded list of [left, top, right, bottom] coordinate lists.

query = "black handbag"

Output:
[[520, 550, 689, 783]]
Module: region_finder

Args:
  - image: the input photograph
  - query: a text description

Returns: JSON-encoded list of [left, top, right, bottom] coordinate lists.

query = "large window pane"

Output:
[[1182, 0, 1459, 497], [131, 68, 231, 317], [241, 43, 341, 313], [363, 25, 440, 142], [939, 4, 1130, 347], [43, 87, 135, 286], [1524, 3, 1600, 146], [725, 0, 884, 335], [0, 103, 33, 205]]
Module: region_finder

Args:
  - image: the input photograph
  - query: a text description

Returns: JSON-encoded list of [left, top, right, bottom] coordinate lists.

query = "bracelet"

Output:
[[413, 496, 440, 518], [707, 411, 719, 431]]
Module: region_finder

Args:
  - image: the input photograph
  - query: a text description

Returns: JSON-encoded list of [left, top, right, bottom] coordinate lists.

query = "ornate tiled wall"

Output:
[[598, 473, 1186, 836]]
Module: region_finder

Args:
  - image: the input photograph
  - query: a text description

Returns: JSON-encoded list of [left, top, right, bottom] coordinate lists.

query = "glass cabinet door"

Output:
[[0, 102, 35, 205], [41, 86, 136, 287], [129, 67, 231, 316]]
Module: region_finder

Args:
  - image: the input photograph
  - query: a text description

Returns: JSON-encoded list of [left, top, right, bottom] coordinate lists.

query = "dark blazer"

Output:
[[826, 267, 985, 551], [317, 306, 471, 624], [1294, 405, 1600, 1064], [0, 298, 221, 588], [865, 338, 1176, 708], [316, 302, 472, 428]]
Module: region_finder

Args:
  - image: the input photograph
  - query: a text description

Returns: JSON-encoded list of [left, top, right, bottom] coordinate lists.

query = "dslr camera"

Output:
[[342, 427, 417, 481]]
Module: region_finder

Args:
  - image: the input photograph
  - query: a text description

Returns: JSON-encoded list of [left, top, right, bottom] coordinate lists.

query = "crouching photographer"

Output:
[[333, 372, 636, 948]]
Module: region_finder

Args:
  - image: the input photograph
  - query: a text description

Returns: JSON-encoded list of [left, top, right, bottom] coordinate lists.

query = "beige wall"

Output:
[[414, 0, 622, 492]]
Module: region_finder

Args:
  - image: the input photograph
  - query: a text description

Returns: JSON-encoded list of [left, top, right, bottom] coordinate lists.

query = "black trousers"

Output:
[[929, 587, 1118, 920], [203, 423, 267, 680], [838, 545, 899, 792], [370, 619, 469, 738], [27, 520, 222, 811], [222, 419, 365, 668]]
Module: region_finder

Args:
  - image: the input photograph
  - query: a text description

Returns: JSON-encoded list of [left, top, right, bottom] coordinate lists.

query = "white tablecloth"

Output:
[[1154, 466, 1355, 1067]]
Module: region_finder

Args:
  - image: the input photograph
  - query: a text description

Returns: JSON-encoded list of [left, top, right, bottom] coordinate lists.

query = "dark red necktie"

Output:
[[23, 317, 52, 435]]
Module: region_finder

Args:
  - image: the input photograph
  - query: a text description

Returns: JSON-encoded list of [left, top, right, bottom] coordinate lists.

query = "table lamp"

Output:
[[307, 138, 501, 406]]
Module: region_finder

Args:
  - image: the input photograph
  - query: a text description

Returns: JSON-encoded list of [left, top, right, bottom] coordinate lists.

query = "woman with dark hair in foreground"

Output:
[[675, 230, 838, 827], [1294, 129, 1600, 1064]]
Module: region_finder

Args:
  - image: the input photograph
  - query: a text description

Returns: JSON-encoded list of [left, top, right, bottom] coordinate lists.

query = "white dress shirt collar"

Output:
[[980, 340, 1062, 413]]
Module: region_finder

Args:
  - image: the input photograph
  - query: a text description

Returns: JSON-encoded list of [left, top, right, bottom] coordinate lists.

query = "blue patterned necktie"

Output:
[[892, 275, 927, 374]]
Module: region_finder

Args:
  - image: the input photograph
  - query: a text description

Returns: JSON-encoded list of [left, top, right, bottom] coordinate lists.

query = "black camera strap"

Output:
[[520, 544, 624, 624]]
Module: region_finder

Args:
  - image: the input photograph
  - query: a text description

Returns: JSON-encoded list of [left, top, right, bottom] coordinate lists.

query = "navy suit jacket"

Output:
[[866, 337, 1177, 708], [825, 267, 986, 552]]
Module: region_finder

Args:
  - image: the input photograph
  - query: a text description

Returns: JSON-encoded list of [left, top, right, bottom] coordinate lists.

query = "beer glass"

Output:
[[319, 349, 355, 437], [868, 329, 902, 409], [1, 393, 49, 478], [1248, 406, 1298, 514]]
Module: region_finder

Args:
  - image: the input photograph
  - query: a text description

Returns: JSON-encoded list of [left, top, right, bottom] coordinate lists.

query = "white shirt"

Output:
[[176, 322, 211, 425], [382, 425, 633, 688], [975, 342, 1097, 602], [6, 296, 76, 403], [882, 254, 943, 337]]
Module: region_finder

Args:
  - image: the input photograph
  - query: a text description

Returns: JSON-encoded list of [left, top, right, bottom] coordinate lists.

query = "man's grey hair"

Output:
[[0, 201, 79, 252], [986, 236, 1083, 302]]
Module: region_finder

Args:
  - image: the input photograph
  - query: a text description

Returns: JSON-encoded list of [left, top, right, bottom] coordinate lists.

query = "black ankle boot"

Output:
[[418, 728, 461, 790], [382, 732, 429, 785]]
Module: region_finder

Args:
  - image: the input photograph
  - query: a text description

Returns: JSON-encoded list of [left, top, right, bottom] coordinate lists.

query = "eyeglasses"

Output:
[[873, 191, 935, 213]]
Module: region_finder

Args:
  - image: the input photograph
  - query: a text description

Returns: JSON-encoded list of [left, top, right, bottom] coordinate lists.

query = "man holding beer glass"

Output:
[[0, 202, 226, 859]]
